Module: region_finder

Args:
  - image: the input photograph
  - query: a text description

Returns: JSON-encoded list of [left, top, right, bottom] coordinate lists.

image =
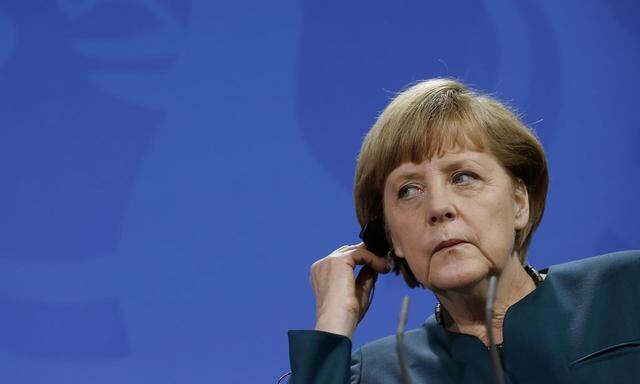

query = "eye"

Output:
[[398, 184, 422, 199], [452, 171, 478, 185]]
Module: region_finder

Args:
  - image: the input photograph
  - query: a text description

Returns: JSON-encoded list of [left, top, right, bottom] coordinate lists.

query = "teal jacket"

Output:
[[288, 250, 640, 383]]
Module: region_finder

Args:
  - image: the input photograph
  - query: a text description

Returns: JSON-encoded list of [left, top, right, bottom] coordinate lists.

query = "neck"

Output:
[[435, 254, 537, 347]]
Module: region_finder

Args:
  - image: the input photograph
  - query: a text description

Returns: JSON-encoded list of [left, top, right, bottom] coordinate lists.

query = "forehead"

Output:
[[388, 148, 499, 177]]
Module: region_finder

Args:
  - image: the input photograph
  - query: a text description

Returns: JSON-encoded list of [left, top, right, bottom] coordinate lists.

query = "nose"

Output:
[[426, 185, 456, 225]]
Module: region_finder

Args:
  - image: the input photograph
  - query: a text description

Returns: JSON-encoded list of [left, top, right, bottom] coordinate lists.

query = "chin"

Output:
[[427, 247, 491, 291]]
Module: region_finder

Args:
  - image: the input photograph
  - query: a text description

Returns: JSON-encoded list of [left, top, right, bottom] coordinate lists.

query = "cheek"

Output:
[[470, 196, 518, 260], [385, 209, 433, 284], [385, 209, 421, 256]]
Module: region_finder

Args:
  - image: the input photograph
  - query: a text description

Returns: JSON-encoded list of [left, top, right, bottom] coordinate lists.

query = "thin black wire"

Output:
[[276, 371, 291, 384]]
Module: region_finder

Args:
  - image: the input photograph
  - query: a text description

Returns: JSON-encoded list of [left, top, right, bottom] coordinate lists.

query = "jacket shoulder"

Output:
[[539, 250, 640, 365], [546, 249, 640, 281]]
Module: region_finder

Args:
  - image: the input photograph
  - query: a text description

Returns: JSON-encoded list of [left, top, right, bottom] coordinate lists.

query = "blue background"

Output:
[[0, 0, 638, 382]]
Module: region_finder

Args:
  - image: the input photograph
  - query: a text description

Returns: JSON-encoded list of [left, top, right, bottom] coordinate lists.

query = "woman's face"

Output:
[[383, 148, 529, 292]]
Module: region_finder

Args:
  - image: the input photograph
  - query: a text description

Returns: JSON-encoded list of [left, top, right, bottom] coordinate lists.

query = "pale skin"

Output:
[[311, 148, 536, 346]]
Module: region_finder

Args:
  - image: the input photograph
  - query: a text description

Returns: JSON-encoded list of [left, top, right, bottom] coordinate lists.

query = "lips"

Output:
[[433, 239, 467, 254]]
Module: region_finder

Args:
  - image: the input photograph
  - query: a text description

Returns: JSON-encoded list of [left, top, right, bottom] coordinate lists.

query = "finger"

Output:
[[355, 265, 378, 296], [345, 246, 391, 274], [309, 270, 317, 293], [355, 266, 378, 315]]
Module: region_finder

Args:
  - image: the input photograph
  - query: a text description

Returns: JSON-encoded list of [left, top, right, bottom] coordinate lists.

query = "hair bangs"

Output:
[[384, 101, 488, 174]]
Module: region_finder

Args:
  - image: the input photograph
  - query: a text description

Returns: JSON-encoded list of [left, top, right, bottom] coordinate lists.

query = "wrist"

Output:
[[315, 313, 357, 339]]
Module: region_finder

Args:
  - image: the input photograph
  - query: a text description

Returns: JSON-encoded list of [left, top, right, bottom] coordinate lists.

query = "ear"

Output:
[[513, 178, 530, 230]]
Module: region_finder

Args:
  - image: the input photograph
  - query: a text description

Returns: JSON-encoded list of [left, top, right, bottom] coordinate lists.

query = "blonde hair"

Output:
[[354, 78, 548, 288]]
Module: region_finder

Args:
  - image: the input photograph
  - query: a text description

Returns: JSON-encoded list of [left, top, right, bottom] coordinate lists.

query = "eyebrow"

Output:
[[390, 171, 424, 184], [389, 159, 486, 184], [440, 158, 484, 173]]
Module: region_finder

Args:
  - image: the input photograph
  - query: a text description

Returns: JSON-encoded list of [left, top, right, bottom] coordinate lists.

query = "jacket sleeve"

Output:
[[287, 330, 361, 384]]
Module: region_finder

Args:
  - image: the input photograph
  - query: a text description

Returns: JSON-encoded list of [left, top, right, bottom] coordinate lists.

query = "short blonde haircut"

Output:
[[354, 78, 548, 288]]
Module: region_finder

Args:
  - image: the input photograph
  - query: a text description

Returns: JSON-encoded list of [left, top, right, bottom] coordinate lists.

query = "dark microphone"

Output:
[[396, 296, 411, 384], [486, 275, 505, 384]]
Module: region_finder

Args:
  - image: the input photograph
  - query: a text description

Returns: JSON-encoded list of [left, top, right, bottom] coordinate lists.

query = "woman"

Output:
[[287, 79, 640, 383]]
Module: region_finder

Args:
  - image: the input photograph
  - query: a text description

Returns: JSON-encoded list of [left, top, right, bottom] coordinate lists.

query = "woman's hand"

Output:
[[311, 243, 391, 339]]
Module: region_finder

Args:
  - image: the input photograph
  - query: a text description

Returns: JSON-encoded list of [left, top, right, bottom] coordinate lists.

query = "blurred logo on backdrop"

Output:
[[0, 0, 188, 360]]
